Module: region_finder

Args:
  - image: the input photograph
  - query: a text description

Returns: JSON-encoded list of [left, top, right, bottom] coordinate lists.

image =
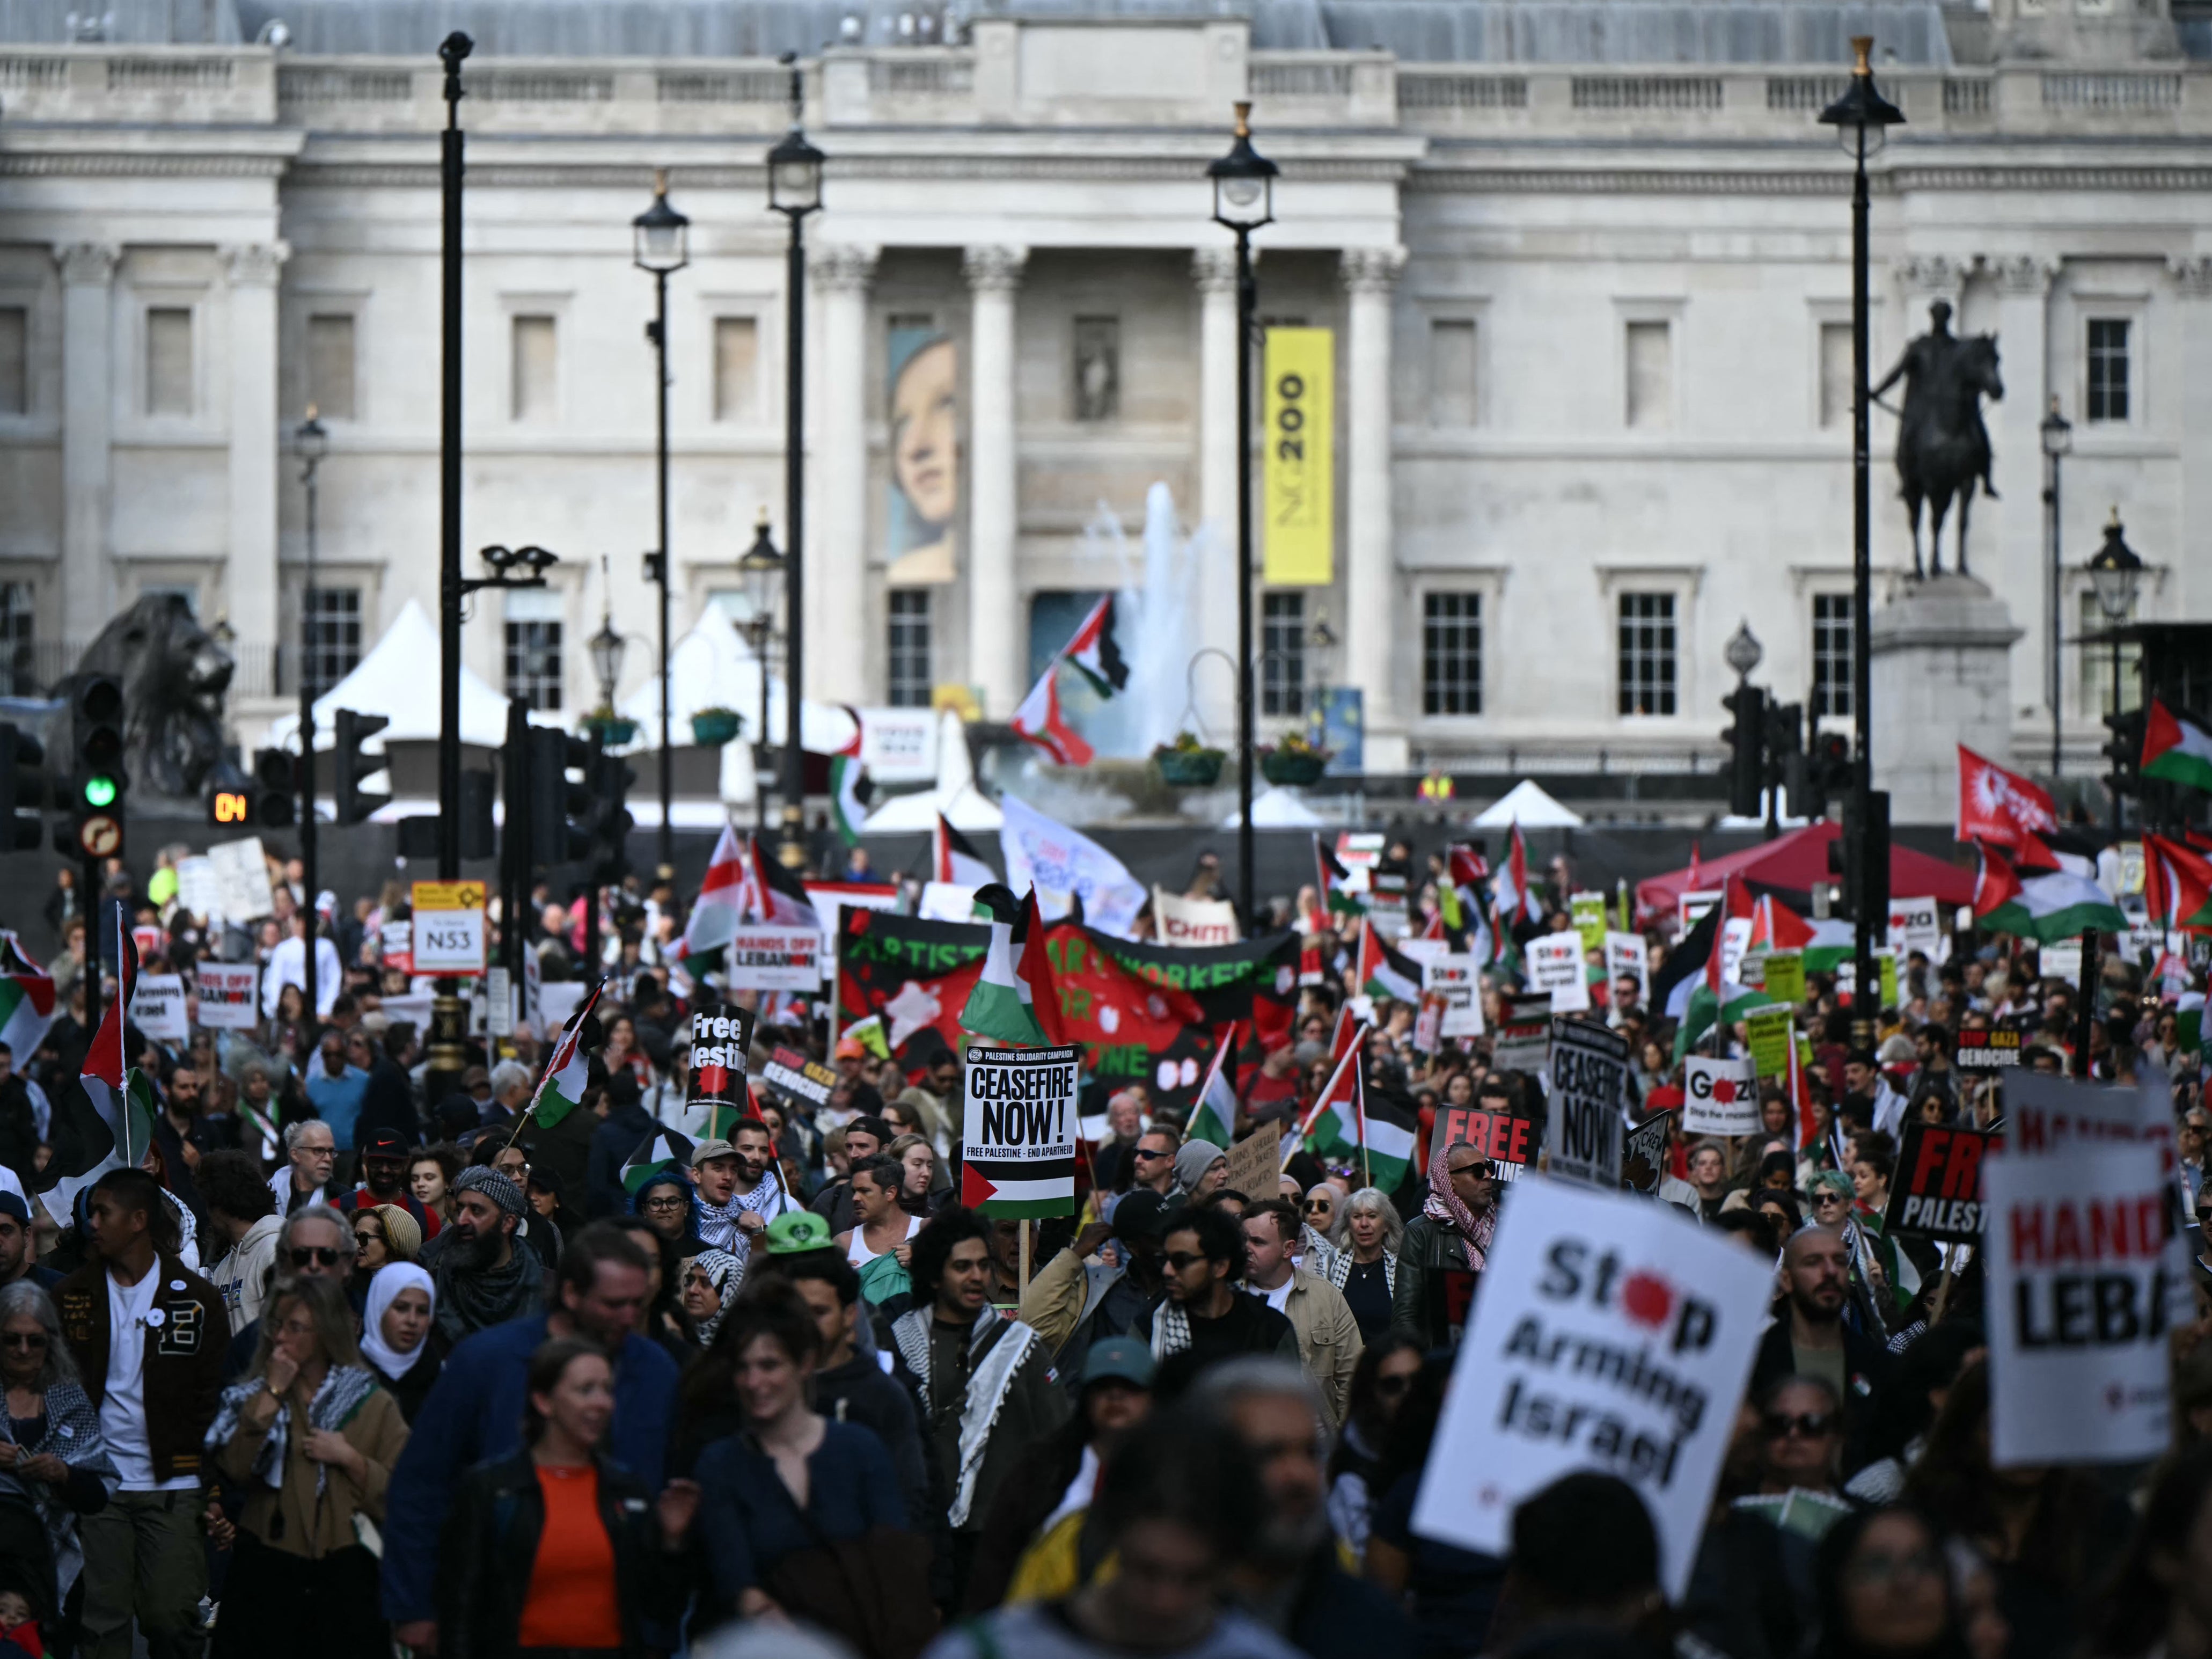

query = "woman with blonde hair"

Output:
[[204, 1274, 409, 1657], [1325, 1186, 1405, 1342], [886, 1131, 949, 1218]]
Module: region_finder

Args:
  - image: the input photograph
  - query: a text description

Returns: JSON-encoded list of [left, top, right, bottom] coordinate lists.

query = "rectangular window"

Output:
[[1818, 321, 1853, 428], [713, 317, 758, 422], [2077, 591, 2142, 720], [510, 315, 558, 423], [2086, 318, 2130, 422], [1625, 320, 1671, 430], [1429, 319, 1477, 427], [0, 308, 25, 416], [1616, 591, 1678, 717], [1073, 316, 1119, 422], [302, 587, 362, 700], [1422, 592, 1483, 715], [504, 589, 565, 711], [0, 582, 34, 696], [1262, 592, 1306, 718], [306, 315, 356, 422], [147, 307, 193, 417], [887, 590, 932, 707], [1811, 593, 1855, 719]]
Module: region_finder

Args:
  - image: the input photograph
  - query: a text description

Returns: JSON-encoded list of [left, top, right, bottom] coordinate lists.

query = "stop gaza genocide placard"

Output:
[[959, 1044, 1079, 1218]]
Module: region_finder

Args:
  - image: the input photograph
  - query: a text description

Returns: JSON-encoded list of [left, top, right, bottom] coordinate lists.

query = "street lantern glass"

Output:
[[2041, 397, 2073, 459], [1724, 619, 1763, 678], [740, 514, 786, 623], [768, 127, 825, 218], [1208, 101, 1278, 231], [2086, 510, 2144, 622], [1817, 36, 1906, 155], [633, 170, 691, 275], [589, 616, 627, 706], [295, 407, 328, 464]]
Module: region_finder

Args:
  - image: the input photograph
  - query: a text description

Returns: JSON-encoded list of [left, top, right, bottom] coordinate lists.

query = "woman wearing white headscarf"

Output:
[[358, 1263, 444, 1424]]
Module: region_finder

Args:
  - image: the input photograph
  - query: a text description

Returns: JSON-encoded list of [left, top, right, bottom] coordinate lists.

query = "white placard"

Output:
[[855, 707, 941, 782], [1886, 895, 1940, 959], [2038, 940, 2082, 988], [1411, 1175, 1776, 1598], [1984, 1144, 2171, 1468], [128, 973, 190, 1042], [1720, 918, 1752, 985], [208, 837, 275, 923], [962, 1044, 1080, 1216], [1526, 933, 1590, 1013], [174, 856, 223, 924], [1605, 931, 1650, 1004], [537, 981, 585, 1037], [1000, 795, 1146, 940], [412, 908, 486, 976], [194, 962, 261, 1030], [1682, 1056, 1760, 1137], [720, 925, 823, 992], [1547, 1020, 1628, 1188], [486, 966, 514, 1037], [918, 881, 981, 923], [1152, 888, 1241, 947], [1423, 954, 1485, 1037]]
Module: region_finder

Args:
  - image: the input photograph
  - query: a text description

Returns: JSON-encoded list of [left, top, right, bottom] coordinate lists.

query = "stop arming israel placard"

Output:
[[1411, 1175, 1775, 1598], [960, 1044, 1079, 1218], [1984, 1143, 2172, 1468], [1683, 1057, 1758, 1137], [1548, 1020, 1628, 1188], [1526, 934, 1590, 1013], [1423, 955, 1484, 1037]]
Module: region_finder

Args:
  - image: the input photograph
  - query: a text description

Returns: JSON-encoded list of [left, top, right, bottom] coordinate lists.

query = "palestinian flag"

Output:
[[1186, 1031, 1240, 1148], [1297, 1035, 1364, 1160], [37, 912, 152, 1225], [1314, 835, 1364, 922], [1751, 894, 1855, 973], [0, 933, 55, 1065], [675, 824, 746, 973], [743, 831, 818, 927], [934, 814, 995, 887], [1309, 1054, 1416, 1190], [1060, 595, 1130, 699], [620, 1127, 695, 1194], [834, 908, 990, 1079], [1972, 842, 2126, 943], [1664, 887, 1772, 1058], [1493, 824, 1544, 929], [1357, 918, 1422, 1003], [2178, 991, 2204, 1056], [829, 710, 872, 847], [529, 980, 602, 1129], [2143, 834, 2212, 931], [1010, 666, 1093, 767], [1650, 903, 1719, 1024], [959, 885, 1049, 1046], [1024, 920, 1217, 1115], [2143, 698, 2212, 794]]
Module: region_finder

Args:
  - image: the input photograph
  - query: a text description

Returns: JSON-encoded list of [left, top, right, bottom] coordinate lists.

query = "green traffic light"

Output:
[[83, 775, 118, 809]]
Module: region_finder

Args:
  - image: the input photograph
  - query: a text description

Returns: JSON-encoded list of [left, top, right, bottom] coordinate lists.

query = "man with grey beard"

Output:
[[1188, 1357, 1412, 1657], [424, 1166, 543, 1343]]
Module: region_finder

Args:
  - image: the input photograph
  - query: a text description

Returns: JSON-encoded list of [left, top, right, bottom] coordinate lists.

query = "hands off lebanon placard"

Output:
[[1411, 1176, 1774, 1598], [961, 1044, 1079, 1218], [194, 962, 261, 1030]]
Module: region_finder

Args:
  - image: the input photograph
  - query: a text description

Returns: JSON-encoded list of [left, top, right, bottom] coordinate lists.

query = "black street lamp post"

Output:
[[295, 407, 327, 1036], [1819, 39, 1903, 1047], [767, 60, 823, 868], [431, 30, 473, 1105], [1207, 100, 1277, 928], [741, 513, 787, 837], [2042, 399, 2072, 778], [634, 171, 690, 878], [2086, 510, 2144, 836]]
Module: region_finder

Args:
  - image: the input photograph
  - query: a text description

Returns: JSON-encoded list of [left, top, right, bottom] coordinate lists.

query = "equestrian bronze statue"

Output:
[[1872, 298, 2004, 579]]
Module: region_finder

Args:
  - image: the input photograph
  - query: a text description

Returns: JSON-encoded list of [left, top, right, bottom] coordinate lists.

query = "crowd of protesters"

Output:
[[0, 830, 2206, 1659]]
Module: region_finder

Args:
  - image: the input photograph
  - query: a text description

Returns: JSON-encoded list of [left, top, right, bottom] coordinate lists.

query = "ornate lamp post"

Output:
[[2041, 399, 2072, 777], [294, 406, 328, 1034], [633, 171, 690, 876], [741, 513, 787, 837], [2085, 510, 2144, 836]]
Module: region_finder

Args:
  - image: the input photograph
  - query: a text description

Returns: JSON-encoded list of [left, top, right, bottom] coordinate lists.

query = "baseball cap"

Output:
[[691, 1138, 739, 1168], [1110, 1188, 1183, 1244], [0, 1191, 29, 1227], [835, 1037, 865, 1061], [361, 1129, 411, 1162], [765, 1211, 834, 1255], [1080, 1336, 1156, 1391]]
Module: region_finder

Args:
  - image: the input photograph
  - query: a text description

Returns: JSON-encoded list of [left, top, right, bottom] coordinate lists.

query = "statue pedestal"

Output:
[[1869, 574, 2023, 827]]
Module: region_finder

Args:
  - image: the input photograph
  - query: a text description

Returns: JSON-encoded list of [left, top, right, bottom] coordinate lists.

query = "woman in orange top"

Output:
[[436, 1338, 699, 1658]]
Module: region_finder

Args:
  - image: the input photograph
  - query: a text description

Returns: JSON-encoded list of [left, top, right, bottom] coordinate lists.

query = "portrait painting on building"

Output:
[[885, 321, 959, 585]]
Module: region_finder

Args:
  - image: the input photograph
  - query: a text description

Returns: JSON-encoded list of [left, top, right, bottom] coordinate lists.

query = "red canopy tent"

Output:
[[1634, 822, 1975, 927]]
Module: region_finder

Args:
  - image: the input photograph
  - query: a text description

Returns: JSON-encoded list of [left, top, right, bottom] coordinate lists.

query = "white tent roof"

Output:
[[1471, 779, 1585, 828], [862, 713, 1002, 831], [1219, 785, 1323, 829], [613, 602, 855, 757], [264, 598, 537, 751]]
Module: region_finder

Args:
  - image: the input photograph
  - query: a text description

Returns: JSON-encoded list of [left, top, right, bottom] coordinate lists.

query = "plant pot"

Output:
[[1261, 750, 1328, 786], [1154, 749, 1225, 787], [691, 711, 743, 747], [584, 715, 639, 747]]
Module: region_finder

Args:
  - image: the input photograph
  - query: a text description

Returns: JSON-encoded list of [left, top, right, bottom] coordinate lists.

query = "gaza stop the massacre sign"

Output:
[[960, 1044, 1079, 1217]]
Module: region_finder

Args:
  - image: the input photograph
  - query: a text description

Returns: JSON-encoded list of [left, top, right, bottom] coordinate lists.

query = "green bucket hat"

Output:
[[765, 1210, 836, 1255]]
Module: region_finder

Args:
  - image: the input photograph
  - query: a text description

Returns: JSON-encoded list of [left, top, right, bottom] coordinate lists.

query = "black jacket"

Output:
[[1749, 1311, 1897, 1474], [354, 1057, 422, 1152], [1390, 1214, 1478, 1351], [435, 1449, 685, 1659]]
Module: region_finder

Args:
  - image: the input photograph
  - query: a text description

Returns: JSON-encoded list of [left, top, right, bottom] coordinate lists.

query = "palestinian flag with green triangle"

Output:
[[1662, 880, 1774, 1058], [1186, 1030, 1239, 1148], [528, 980, 602, 1129], [1971, 842, 2126, 944], [1314, 834, 1365, 922], [620, 1127, 695, 1194], [1307, 1054, 1417, 1190], [1356, 918, 1422, 1003], [2143, 697, 2212, 794], [961, 884, 1049, 1046], [829, 708, 873, 847], [0, 932, 56, 1063]]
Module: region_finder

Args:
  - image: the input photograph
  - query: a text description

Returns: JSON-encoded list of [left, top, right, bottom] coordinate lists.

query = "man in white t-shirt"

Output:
[[54, 1167, 228, 1659]]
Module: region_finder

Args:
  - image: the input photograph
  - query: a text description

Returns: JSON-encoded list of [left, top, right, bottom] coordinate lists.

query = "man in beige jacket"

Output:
[[1241, 1198, 1363, 1428]]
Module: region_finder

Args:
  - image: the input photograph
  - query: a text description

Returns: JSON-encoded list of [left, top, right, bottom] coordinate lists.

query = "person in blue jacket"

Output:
[[378, 1221, 678, 1654]]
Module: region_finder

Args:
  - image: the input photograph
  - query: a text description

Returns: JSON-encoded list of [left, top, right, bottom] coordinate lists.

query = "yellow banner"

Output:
[[412, 880, 486, 913], [1262, 327, 1334, 586]]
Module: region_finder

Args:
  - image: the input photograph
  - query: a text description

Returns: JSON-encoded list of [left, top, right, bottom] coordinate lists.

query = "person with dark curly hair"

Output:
[[1130, 1203, 1295, 1370], [886, 1207, 1069, 1611]]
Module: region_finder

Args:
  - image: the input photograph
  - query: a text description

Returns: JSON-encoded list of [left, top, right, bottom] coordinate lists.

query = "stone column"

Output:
[[810, 244, 877, 704], [1983, 254, 2055, 741], [1192, 246, 1240, 740], [1343, 246, 1408, 773], [57, 242, 119, 652], [2171, 257, 2212, 627], [963, 245, 1026, 719], [1870, 574, 2023, 825], [223, 242, 287, 700]]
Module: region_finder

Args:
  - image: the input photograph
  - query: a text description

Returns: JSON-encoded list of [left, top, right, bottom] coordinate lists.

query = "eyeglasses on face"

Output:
[[1163, 1251, 1211, 1271], [354, 1229, 384, 1249], [287, 1246, 343, 1267], [643, 1196, 687, 1215], [1, 1332, 49, 1349], [1303, 1199, 1332, 1213], [1761, 1410, 1837, 1439], [1133, 1148, 1168, 1161]]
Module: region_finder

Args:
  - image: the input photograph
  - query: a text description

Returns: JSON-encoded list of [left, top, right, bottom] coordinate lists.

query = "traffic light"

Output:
[[1763, 699, 1803, 817], [333, 708, 390, 827], [1797, 730, 1854, 821], [0, 723, 42, 852], [2102, 706, 2145, 820], [587, 748, 637, 880], [1720, 683, 1768, 818], [56, 673, 127, 859], [460, 770, 496, 862], [250, 748, 297, 828], [1836, 788, 1891, 929], [526, 727, 593, 867]]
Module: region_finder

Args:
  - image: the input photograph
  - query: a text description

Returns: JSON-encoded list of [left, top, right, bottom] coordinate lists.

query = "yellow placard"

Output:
[[1262, 327, 1334, 586], [412, 880, 486, 913]]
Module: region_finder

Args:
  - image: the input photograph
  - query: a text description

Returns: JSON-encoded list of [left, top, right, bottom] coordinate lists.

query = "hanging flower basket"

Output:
[[583, 713, 639, 747], [1153, 732, 1227, 788], [691, 708, 744, 747], [1259, 736, 1330, 786]]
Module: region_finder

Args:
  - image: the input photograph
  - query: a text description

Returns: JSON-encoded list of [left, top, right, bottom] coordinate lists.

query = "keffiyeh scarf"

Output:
[[694, 1171, 793, 1276], [687, 1248, 744, 1346], [1422, 1142, 1498, 1272], [206, 1364, 379, 1496]]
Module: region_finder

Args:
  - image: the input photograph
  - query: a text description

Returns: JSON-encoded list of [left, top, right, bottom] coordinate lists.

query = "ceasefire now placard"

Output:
[[960, 1044, 1079, 1218]]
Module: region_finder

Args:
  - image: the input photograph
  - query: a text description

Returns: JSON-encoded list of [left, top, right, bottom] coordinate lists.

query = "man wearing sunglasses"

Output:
[[220, 1204, 356, 1379], [1391, 1141, 1498, 1352], [1129, 1129, 1181, 1200], [1750, 1225, 1893, 1465], [1132, 1205, 1296, 1368]]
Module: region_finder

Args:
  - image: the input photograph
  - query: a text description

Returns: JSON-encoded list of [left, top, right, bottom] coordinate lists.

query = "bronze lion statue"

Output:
[[58, 595, 236, 800]]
